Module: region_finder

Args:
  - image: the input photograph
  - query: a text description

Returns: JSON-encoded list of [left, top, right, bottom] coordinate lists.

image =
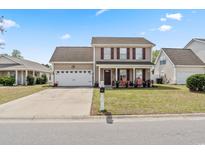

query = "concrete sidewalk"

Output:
[[0, 88, 93, 118]]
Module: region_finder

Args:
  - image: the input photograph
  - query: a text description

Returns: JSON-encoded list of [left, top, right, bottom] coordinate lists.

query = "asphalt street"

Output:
[[0, 117, 205, 144]]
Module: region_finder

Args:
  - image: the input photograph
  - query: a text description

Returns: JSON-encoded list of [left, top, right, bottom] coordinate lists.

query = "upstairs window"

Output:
[[135, 48, 143, 60], [120, 48, 127, 60], [160, 56, 166, 65], [104, 48, 111, 60]]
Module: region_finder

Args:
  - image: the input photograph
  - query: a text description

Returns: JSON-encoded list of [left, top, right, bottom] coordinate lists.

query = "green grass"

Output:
[[0, 85, 49, 105], [91, 84, 205, 115]]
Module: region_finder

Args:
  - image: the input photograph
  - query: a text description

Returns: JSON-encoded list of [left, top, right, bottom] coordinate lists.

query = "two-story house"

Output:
[[49, 37, 155, 87]]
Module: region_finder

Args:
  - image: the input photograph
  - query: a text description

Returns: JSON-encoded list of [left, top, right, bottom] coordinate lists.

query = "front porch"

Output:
[[0, 70, 45, 85], [96, 65, 152, 87]]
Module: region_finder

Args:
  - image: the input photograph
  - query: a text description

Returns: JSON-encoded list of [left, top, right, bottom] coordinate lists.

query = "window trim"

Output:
[[135, 48, 143, 60], [120, 48, 127, 60], [103, 48, 111, 60]]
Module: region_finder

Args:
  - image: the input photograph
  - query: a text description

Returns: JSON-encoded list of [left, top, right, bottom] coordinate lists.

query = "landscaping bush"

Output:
[[35, 77, 42, 84], [27, 76, 35, 85], [0, 76, 15, 86], [41, 74, 48, 84], [186, 74, 205, 92]]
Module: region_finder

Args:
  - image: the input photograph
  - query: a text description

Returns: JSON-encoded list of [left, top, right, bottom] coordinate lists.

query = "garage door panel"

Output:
[[55, 70, 92, 86], [176, 68, 205, 84]]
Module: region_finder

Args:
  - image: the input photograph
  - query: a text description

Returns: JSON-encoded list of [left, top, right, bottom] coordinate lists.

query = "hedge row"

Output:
[[186, 74, 205, 92], [0, 76, 15, 86], [27, 74, 48, 85]]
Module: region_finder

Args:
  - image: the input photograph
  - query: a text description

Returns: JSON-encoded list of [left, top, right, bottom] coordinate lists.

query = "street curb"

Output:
[[1, 113, 205, 120]]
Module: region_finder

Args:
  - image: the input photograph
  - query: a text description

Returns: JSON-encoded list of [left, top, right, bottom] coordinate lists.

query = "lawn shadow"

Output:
[[103, 111, 114, 124]]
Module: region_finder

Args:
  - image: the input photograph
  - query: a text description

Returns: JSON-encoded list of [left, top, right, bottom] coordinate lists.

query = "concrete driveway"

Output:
[[0, 88, 93, 118]]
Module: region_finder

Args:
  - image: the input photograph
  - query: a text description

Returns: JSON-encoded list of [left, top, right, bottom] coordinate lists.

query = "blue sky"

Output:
[[0, 9, 204, 64]]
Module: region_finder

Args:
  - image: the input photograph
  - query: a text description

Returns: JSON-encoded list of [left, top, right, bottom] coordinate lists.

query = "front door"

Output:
[[104, 70, 111, 85]]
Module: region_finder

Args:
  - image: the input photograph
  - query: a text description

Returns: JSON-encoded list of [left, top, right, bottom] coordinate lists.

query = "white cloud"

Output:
[[166, 13, 183, 21], [60, 33, 71, 40], [0, 19, 19, 29], [0, 38, 5, 43], [96, 9, 108, 16], [160, 18, 167, 22], [158, 25, 172, 32], [140, 32, 146, 35]]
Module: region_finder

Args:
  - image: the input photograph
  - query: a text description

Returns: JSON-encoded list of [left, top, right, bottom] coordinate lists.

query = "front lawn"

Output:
[[91, 85, 205, 115], [0, 85, 49, 105]]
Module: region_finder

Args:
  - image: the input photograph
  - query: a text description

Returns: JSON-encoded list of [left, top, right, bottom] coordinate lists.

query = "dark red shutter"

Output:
[[111, 48, 114, 59], [101, 48, 104, 59], [117, 69, 120, 80], [127, 69, 130, 81], [117, 48, 120, 59], [127, 48, 130, 59], [132, 48, 136, 59], [142, 69, 146, 81], [143, 48, 146, 59]]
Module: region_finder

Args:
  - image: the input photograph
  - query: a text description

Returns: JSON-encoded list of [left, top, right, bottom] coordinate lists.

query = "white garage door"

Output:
[[55, 70, 92, 86], [176, 69, 205, 84]]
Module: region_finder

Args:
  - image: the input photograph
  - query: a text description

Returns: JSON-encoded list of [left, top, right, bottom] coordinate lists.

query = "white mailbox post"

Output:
[[99, 81, 105, 112]]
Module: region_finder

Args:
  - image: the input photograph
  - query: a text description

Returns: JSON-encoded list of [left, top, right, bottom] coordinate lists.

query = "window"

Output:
[[160, 56, 166, 65], [75, 71, 77, 73], [120, 70, 127, 81], [61, 71, 64, 73], [135, 48, 143, 60], [136, 69, 142, 79], [120, 48, 127, 60], [79, 71, 82, 73], [84, 71, 86, 73], [104, 48, 111, 60], [57, 71, 59, 73], [88, 71, 91, 73], [70, 71, 73, 73], [66, 71, 68, 73]]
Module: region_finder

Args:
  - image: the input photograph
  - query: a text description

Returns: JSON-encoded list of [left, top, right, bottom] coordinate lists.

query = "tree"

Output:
[[0, 16, 6, 34], [0, 16, 6, 49], [11, 49, 23, 59], [152, 50, 160, 63]]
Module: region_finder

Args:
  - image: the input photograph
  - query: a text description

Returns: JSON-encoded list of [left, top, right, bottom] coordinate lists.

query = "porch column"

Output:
[[98, 67, 101, 83], [15, 70, 18, 85], [7, 71, 10, 77], [133, 68, 135, 82], [25, 70, 28, 85], [115, 68, 118, 81], [21, 70, 24, 85]]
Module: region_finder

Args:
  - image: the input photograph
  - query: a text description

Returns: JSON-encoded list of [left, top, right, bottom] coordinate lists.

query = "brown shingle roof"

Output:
[[91, 37, 155, 45], [162, 48, 205, 65], [49, 47, 93, 62]]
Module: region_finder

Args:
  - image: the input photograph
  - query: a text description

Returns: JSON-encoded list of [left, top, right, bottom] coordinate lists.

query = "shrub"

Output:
[[35, 77, 42, 84], [186, 74, 205, 92], [27, 76, 35, 85], [0, 76, 15, 86], [41, 74, 48, 84]]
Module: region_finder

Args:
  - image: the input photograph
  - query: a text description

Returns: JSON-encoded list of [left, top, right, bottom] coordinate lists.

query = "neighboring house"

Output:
[[154, 48, 205, 84], [0, 54, 52, 85], [50, 37, 155, 87], [184, 38, 205, 63]]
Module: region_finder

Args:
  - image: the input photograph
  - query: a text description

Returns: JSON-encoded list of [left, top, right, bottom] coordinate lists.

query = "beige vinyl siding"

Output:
[[94, 47, 151, 61], [154, 51, 175, 84], [185, 41, 205, 63], [53, 63, 93, 70]]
